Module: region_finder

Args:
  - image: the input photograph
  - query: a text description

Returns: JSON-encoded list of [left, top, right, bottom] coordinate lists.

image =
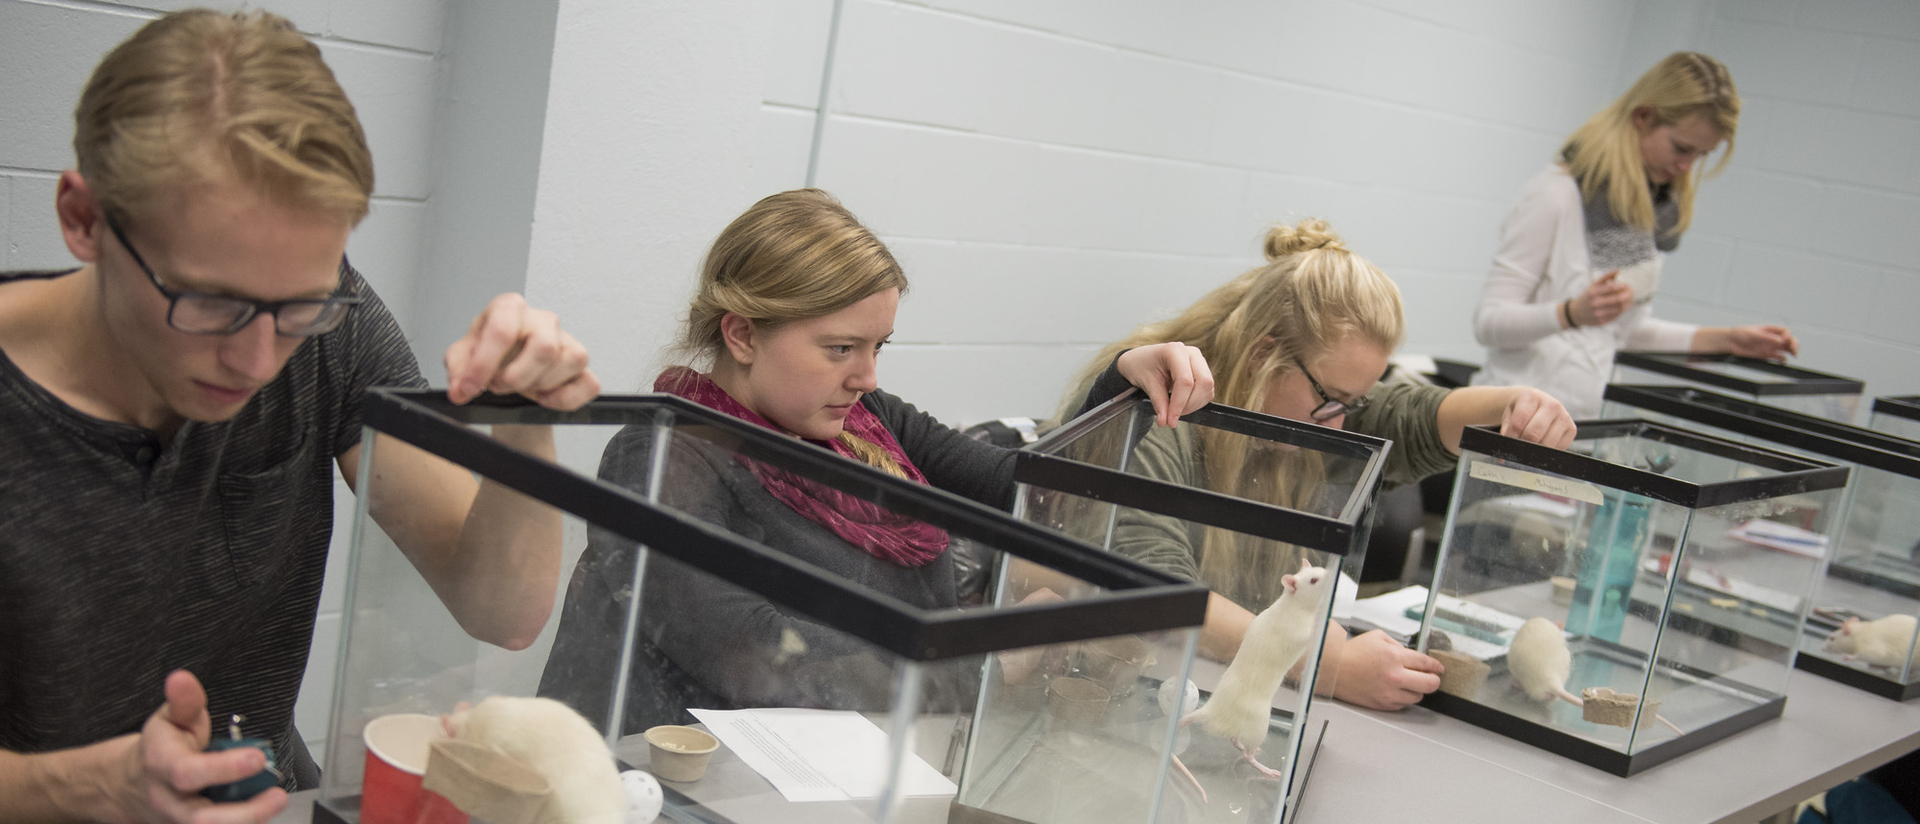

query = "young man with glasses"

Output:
[[0, 11, 598, 822]]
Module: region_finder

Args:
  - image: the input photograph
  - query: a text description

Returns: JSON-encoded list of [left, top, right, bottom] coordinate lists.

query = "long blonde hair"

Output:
[[74, 10, 373, 227], [673, 189, 912, 478], [1562, 51, 1738, 237], [1062, 218, 1403, 422], [1061, 219, 1403, 606]]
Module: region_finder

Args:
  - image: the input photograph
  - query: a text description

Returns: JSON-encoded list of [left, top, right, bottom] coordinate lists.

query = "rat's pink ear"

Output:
[[1298, 558, 1312, 572], [1282, 573, 1298, 593], [441, 700, 475, 736], [1842, 618, 1859, 633]]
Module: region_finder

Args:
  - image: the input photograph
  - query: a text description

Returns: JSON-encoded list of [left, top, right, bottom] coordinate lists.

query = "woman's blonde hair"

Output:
[[674, 189, 912, 477], [1060, 219, 1403, 606], [1062, 218, 1403, 423], [1562, 51, 1738, 237], [74, 9, 374, 227]]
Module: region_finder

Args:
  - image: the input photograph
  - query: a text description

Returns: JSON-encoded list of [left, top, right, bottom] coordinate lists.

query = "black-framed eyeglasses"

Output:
[[1293, 357, 1370, 422], [105, 213, 362, 338]]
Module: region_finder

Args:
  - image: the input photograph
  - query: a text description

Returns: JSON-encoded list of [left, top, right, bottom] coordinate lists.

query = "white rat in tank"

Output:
[[1508, 617, 1584, 708], [443, 696, 632, 824], [1507, 617, 1682, 735], [1174, 560, 1332, 802], [1824, 614, 1920, 671]]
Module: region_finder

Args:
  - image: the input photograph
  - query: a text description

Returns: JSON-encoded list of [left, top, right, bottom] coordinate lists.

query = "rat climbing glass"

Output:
[[985, 391, 1389, 824], [1417, 420, 1845, 776], [316, 391, 1207, 824]]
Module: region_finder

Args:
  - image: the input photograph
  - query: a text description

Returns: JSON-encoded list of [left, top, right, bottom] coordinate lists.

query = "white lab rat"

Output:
[[1175, 560, 1332, 801], [1508, 617, 1582, 707], [1825, 614, 1920, 670], [1507, 617, 1682, 734], [444, 696, 629, 824]]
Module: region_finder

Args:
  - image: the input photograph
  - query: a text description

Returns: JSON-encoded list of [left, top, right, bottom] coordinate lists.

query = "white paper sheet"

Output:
[[687, 708, 958, 803], [1343, 585, 1518, 661], [1340, 584, 1429, 636]]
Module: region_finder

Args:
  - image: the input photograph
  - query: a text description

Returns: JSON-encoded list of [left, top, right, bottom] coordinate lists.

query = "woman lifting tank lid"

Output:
[[1060, 218, 1576, 711], [538, 189, 1214, 734], [1471, 51, 1798, 418]]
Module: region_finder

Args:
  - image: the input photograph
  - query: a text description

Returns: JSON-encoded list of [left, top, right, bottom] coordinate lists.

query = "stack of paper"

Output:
[[688, 708, 957, 803]]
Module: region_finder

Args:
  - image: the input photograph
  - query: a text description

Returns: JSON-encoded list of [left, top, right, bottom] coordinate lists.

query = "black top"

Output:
[[0, 267, 424, 788], [1611, 352, 1865, 397], [1875, 396, 1920, 424]]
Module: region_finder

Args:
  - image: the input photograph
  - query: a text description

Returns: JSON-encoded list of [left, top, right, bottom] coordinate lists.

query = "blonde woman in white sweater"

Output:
[[1472, 52, 1797, 417]]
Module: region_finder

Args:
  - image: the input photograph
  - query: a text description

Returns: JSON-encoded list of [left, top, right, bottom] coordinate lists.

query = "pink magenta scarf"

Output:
[[656, 367, 949, 567]]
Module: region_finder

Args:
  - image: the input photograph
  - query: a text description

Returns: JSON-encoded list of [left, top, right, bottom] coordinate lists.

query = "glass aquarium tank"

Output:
[[988, 392, 1390, 824], [1871, 396, 1920, 442], [314, 390, 1209, 824], [1418, 420, 1847, 776], [1604, 384, 1920, 700], [1610, 351, 1864, 423]]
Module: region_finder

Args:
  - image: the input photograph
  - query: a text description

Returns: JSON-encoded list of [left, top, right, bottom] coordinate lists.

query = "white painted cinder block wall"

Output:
[[5, 0, 1919, 774], [750, 0, 1920, 426], [758, 0, 1642, 426]]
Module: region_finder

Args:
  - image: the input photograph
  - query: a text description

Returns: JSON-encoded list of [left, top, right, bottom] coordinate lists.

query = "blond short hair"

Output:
[[74, 9, 374, 226]]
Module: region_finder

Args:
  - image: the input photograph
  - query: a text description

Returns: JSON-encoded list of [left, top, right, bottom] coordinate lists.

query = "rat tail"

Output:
[[1171, 754, 1208, 804]]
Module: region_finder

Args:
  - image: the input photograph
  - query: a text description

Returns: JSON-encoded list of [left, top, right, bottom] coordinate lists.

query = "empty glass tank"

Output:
[[1419, 421, 1846, 776], [315, 390, 1208, 824], [984, 393, 1389, 824], [1871, 397, 1920, 442], [1610, 351, 1865, 423], [1603, 384, 1920, 700]]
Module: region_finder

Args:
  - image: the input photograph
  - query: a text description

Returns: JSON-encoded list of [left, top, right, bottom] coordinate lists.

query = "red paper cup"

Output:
[[361, 714, 470, 824]]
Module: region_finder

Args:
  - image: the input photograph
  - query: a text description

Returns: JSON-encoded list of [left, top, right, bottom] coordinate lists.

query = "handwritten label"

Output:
[[1468, 461, 1604, 506]]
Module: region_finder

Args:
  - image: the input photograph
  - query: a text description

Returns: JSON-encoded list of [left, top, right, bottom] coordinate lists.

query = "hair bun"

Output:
[[1264, 218, 1345, 260]]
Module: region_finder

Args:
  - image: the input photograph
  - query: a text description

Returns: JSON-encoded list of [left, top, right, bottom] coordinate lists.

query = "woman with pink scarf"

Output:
[[540, 189, 1209, 734]]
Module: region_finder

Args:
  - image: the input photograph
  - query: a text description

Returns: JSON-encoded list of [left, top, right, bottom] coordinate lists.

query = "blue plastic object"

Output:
[[201, 716, 279, 803]]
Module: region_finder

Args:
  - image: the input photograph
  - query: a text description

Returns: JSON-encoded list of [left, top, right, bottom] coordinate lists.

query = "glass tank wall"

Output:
[[1871, 397, 1920, 443], [315, 391, 1208, 824], [1419, 421, 1846, 776], [1604, 384, 1920, 700], [995, 393, 1389, 824], [1610, 352, 1864, 423]]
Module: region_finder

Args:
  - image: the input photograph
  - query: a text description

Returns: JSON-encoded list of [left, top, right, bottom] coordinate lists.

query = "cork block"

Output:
[[1431, 649, 1490, 699], [1581, 687, 1661, 728]]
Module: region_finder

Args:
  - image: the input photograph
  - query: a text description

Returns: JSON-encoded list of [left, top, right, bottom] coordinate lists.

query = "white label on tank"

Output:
[[1468, 461, 1604, 505]]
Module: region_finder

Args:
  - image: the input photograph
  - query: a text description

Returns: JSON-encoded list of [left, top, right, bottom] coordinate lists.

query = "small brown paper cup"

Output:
[[1047, 676, 1111, 729], [1072, 636, 1154, 697], [644, 725, 720, 783], [1551, 576, 1577, 606]]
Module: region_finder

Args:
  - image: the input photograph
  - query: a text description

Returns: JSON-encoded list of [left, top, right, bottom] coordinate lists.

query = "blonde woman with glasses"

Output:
[[1062, 218, 1574, 710]]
